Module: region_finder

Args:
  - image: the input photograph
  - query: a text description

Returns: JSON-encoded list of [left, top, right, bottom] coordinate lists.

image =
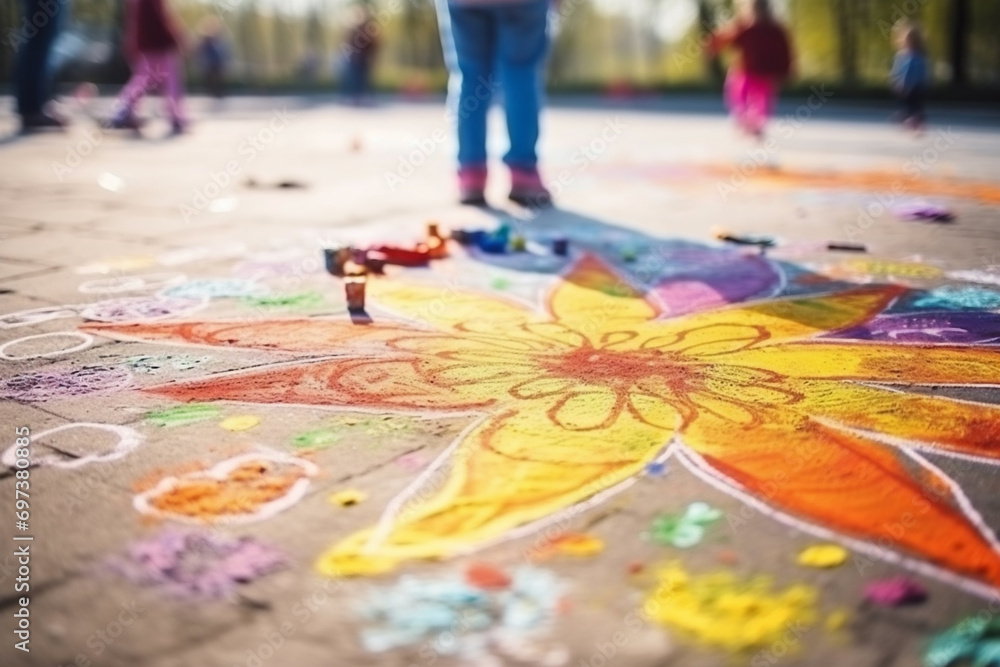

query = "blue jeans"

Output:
[[15, 0, 65, 117], [436, 0, 549, 171]]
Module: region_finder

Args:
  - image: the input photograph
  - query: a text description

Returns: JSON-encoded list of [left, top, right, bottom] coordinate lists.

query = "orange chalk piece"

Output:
[[464, 562, 511, 590], [345, 276, 366, 312]]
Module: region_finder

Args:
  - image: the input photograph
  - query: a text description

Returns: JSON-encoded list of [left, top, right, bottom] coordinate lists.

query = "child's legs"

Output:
[[496, 0, 548, 170], [115, 54, 155, 117], [742, 74, 777, 133], [151, 51, 187, 123], [724, 68, 751, 129], [904, 87, 925, 123], [437, 0, 496, 170]]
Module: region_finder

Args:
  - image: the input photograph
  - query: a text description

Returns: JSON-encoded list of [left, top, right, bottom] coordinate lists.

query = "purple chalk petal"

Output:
[[652, 250, 781, 316], [110, 530, 286, 598]]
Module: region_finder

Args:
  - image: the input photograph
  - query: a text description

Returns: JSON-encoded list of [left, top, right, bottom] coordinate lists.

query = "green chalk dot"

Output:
[[292, 429, 343, 449], [145, 404, 221, 428]]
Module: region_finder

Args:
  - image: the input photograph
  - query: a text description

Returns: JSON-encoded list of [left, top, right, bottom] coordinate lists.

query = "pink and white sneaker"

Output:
[[458, 166, 487, 206], [509, 167, 552, 209]]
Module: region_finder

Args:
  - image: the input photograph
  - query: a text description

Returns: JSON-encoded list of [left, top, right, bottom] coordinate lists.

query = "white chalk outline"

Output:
[[2, 422, 143, 470], [79, 272, 186, 295], [133, 450, 319, 525], [0, 332, 94, 360], [80, 295, 209, 324], [0, 306, 79, 330]]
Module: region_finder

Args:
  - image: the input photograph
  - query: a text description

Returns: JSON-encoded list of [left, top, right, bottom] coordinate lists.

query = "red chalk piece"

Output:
[[363, 250, 388, 274], [371, 245, 431, 267]]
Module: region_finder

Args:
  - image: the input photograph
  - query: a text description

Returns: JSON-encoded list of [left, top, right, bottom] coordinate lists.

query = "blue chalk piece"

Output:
[[478, 236, 508, 254], [645, 461, 668, 477]]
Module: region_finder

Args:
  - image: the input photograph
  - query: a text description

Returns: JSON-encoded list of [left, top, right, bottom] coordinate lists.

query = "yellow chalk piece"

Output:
[[842, 259, 943, 280], [329, 489, 367, 507], [553, 533, 604, 557], [317, 551, 397, 577], [220, 415, 261, 432], [643, 561, 818, 653], [797, 544, 848, 568]]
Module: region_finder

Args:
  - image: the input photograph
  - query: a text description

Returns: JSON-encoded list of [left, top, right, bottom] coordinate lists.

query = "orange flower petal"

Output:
[[799, 381, 1000, 461], [145, 356, 498, 411], [682, 415, 1000, 591], [83, 318, 410, 354]]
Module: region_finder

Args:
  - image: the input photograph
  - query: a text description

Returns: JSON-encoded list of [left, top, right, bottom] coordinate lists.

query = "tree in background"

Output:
[[1, 0, 996, 91], [833, 0, 859, 83], [948, 0, 969, 86], [696, 0, 732, 83]]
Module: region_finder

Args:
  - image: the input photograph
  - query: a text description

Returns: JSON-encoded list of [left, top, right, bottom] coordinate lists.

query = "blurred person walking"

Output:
[[15, 0, 69, 132], [710, 0, 793, 140], [435, 0, 552, 207], [106, 0, 189, 134], [891, 21, 929, 132], [341, 5, 379, 105], [196, 15, 228, 101]]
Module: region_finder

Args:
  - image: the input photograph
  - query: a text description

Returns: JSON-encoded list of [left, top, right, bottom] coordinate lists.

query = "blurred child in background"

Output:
[[341, 6, 379, 105], [891, 21, 929, 132], [108, 0, 189, 134], [196, 15, 228, 101], [435, 0, 552, 207], [15, 0, 68, 132], [710, 0, 793, 140]]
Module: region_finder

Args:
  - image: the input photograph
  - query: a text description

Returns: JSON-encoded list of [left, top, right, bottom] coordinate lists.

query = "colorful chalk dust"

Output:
[[242, 291, 326, 310], [0, 366, 132, 402], [925, 616, 1000, 667], [641, 561, 819, 653], [357, 566, 568, 663], [291, 416, 417, 449], [797, 544, 849, 569], [649, 502, 723, 549], [109, 529, 286, 598], [145, 404, 222, 427]]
